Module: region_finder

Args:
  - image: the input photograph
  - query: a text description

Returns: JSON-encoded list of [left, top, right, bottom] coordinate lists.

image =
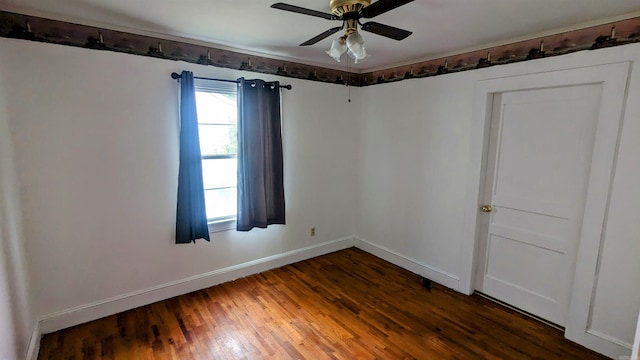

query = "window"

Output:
[[194, 81, 237, 231]]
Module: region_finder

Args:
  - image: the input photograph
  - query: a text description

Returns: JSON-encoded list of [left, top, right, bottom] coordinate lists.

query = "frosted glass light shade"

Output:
[[326, 38, 347, 62], [346, 32, 369, 63], [354, 51, 370, 63]]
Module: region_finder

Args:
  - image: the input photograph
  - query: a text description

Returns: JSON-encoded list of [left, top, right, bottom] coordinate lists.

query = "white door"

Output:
[[475, 84, 602, 327]]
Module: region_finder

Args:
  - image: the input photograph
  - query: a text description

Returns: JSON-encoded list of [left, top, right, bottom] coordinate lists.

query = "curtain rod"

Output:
[[170, 72, 292, 90]]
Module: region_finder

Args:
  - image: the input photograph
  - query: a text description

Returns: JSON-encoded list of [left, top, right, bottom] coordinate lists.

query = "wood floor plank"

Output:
[[38, 248, 608, 359]]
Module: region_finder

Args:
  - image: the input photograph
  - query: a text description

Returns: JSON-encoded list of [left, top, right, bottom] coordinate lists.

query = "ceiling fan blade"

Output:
[[360, 0, 414, 18], [271, 3, 336, 20], [361, 21, 412, 40], [300, 26, 343, 46]]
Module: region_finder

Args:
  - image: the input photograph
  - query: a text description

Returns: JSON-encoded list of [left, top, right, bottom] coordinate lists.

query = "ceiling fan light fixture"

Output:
[[346, 32, 363, 51], [272, 0, 414, 65], [353, 50, 370, 63], [346, 32, 370, 63], [326, 37, 347, 62]]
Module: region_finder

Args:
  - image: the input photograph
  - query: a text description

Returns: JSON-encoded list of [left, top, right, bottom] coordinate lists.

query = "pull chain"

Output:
[[347, 56, 352, 103]]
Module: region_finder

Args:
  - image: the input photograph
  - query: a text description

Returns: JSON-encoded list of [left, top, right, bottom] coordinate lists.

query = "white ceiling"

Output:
[[1, 0, 639, 71]]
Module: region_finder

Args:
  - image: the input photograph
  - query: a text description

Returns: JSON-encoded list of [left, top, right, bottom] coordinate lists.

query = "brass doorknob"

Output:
[[481, 205, 493, 213]]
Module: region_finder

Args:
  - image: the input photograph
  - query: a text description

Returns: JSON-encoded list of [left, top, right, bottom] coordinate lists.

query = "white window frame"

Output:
[[195, 80, 238, 233]]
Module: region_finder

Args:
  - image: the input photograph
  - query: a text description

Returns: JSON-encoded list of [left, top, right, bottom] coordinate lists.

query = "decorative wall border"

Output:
[[1, 10, 639, 87], [361, 17, 640, 86], [0, 11, 357, 86]]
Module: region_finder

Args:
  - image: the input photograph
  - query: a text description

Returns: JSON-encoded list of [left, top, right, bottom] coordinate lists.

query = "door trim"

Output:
[[459, 61, 631, 357]]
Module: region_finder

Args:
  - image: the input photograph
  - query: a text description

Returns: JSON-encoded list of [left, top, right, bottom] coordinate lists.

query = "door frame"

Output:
[[458, 62, 631, 357]]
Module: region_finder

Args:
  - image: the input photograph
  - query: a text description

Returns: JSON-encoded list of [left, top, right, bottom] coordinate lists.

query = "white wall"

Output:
[[0, 38, 360, 327], [357, 72, 473, 284], [0, 58, 34, 359], [357, 44, 640, 353]]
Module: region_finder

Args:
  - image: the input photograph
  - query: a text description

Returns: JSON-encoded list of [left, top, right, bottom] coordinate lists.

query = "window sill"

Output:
[[208, 218, 236, 233]]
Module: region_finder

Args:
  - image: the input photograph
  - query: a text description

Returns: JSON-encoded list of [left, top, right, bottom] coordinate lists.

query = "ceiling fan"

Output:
[[271, 0, 414, 63]]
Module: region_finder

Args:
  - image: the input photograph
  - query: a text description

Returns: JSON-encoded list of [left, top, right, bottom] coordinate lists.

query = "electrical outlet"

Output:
[[310, 227, 316, 236]]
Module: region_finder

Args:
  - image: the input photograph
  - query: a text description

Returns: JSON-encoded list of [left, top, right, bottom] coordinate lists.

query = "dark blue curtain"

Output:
[[236, 78, 285, 231], [175, 71, 210, 243]]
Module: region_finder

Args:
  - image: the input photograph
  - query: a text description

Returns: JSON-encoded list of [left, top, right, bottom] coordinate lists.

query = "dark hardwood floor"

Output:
[[38, 247, 607, 359]]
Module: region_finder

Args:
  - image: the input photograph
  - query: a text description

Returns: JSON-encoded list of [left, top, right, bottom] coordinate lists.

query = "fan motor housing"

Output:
[[330, 0, 371, 17]]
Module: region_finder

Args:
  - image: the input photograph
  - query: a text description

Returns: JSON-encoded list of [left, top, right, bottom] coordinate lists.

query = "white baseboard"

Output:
[[39, 236, 357, 334], [25, 321, 40, 360], [354, 237, 460, 290], [580, 330, 633, 359]]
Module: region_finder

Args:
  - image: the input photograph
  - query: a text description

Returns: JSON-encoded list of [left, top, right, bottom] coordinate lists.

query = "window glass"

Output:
[[198, 124, 237, 156], [201, 158, 237, 190], [195, 82, 238, 223], [204, 188, 237, 220]]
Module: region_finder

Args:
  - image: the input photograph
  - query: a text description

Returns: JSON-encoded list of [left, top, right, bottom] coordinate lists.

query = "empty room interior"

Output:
[[1, 0, 640, 359]]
